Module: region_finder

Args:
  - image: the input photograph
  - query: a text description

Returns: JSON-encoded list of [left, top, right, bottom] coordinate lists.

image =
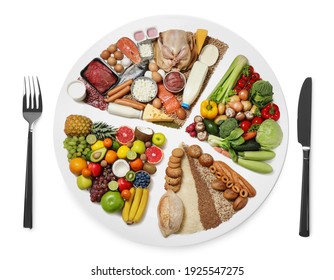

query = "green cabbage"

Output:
[[256, 119, 283, 149], [250, 80, 274, 109]]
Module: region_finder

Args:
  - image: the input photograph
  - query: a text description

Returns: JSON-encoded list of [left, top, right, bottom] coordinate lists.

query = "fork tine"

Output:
[[36, 77, 42, 111], [23, 77, 27, 110], [32, 77, 37, 109], [28, 77, 32, 109]]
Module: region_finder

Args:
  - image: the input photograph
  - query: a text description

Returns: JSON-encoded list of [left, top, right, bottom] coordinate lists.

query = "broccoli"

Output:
[[250, 80, 274, 109], [219, 118, 238, 138]]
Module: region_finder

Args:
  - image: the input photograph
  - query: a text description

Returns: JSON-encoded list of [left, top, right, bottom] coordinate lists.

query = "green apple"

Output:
[[76, 175, 92, 190], [152, 132, 166, 146], [131, 140, 146, 154], [101, 191, 124, 213]]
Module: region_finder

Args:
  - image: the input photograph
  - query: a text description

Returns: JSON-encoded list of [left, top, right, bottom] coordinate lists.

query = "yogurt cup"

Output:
[[67, 80, 86, 101]]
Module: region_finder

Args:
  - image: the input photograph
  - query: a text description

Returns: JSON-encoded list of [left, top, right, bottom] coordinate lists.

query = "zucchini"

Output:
[[238, 150, 276, 161], [233, 138, 260, 151], [203, 118, 219, 136], [237, 158, 273, 174]]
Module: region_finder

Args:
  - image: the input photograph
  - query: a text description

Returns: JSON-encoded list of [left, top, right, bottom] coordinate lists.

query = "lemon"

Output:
[[117, 145, 130, 159]]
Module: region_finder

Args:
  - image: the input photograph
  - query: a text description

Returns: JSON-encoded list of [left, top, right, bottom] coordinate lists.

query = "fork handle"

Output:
[[24, 130, 33, 229]]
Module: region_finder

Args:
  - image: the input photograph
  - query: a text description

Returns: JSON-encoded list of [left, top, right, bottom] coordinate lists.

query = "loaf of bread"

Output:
[[157, 190, 184, 237]]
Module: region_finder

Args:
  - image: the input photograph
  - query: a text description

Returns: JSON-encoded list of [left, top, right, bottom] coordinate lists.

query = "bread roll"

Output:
[[157, 190, 184, 237]]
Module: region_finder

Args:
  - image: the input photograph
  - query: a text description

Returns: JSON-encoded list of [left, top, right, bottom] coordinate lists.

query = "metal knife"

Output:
[[297, 77, 312, 237]]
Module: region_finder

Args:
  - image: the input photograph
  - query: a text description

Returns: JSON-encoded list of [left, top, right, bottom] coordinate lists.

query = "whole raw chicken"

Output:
[[154, 29, 198, 72]]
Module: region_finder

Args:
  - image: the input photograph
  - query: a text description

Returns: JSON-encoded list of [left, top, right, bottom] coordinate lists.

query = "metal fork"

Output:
[[23, 76, 43, 229]]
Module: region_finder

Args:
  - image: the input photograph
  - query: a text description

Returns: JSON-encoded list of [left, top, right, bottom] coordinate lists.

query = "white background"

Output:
[[0, 0, 331, 279]]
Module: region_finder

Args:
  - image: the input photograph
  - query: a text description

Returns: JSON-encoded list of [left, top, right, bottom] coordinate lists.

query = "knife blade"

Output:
[[297, 77, 312, 237]]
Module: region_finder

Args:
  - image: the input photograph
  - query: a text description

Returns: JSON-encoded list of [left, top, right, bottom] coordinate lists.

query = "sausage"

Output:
[[114, 98, 145, 110], [105, 85, 131, 102], [107, 79, 133, 96]]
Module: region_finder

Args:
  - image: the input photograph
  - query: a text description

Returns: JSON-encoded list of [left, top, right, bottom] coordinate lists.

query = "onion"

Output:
[[238, 89, 249, 100], [228, 101, 243, 112]]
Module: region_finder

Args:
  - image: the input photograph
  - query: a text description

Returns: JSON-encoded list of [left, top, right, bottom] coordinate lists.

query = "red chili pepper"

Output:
[[261, 103, 280, 121]]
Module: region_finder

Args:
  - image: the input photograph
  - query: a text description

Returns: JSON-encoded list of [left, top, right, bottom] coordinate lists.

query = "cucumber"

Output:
[[238, 150, 276, 161], [203, 118, 219, 136], [237, 158, 273, 174], [233, 138, 260, 151]]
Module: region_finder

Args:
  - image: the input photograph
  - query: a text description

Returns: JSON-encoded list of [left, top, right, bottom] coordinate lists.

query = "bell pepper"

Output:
[[200, 100, 218, 120], [117, 178, 133, 192], [261, 103, 280, 121]]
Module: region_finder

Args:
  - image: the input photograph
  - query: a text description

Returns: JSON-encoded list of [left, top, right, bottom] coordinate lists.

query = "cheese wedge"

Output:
[[195, 29, 208, 55], [142, 104, 174, 122]]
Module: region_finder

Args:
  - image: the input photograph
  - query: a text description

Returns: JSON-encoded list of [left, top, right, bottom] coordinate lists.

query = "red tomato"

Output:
[[237, 79, 247, 88], [248, 65, 254, 74], [240, 120, 252, 132], [252, 116, 263, 125], [251, 72, 260, 81]]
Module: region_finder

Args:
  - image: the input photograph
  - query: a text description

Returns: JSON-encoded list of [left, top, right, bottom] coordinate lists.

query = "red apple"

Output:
[[88, 162, 102, 177], [117, 178, 132, 192]]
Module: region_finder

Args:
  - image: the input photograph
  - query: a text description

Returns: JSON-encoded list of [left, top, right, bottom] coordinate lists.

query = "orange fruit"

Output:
[[129, 158, 143, 171], [81, 167, 92, 177], [103, 138, 113, 148], [121, 189, 131, 200], [69, 158, 87, 176], [104, 150, 118, 164]]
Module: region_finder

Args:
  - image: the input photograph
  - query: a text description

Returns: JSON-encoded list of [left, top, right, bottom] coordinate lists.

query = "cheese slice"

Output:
[[195, 29, 208, 55], [142, 104, 174, 122]]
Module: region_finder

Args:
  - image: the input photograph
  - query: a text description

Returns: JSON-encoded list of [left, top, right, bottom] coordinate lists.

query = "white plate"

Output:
[[53, 15, 288, 247]]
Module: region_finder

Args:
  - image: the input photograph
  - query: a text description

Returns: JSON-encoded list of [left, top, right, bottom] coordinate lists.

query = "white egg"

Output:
[[157, 69, 166, 79], [121, 56, 132, 67], [144, 70, 152, 78]]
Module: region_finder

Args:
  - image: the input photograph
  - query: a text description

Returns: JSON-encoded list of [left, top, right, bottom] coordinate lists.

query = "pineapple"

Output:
[[64, 115, 93, 137], [92, 121, 117, 140]]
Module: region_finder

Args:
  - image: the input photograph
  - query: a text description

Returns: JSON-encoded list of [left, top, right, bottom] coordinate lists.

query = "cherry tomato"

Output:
[[248, 65, 254, 74], [251, 72, 260, 81], [237, 79, 247, 88], [245, 83, 252, 90], [252, 116, 263, 125], [241, 74, 249, 81], [240, 120, 252, 133]]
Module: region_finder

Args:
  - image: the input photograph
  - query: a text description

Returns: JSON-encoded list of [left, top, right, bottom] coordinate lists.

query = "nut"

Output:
[[223, 189, 239, 201], [233, 196, 248, 211], [211, 180, 226, 191], [198, 153, 214, 167]]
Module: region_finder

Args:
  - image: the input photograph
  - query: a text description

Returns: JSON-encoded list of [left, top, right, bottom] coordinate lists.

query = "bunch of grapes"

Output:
[[90, 165, 116, 202], [63, 136, 91, 161]]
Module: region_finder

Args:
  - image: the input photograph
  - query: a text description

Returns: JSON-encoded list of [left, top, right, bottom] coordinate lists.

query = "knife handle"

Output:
[[299, 148, 310, 237]]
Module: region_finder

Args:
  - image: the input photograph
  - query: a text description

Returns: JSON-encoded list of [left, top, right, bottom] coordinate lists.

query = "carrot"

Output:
[[242, 131, 257, 141], [114, 98, 145, 110], [105, 86, 131, 102], [107, 79, 133, 96]]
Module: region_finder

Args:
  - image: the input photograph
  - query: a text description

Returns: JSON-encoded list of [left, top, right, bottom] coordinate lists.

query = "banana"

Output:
[[122, 187, 135, 224], [133, 188, 149, 223], [128, 187, 143, 223]]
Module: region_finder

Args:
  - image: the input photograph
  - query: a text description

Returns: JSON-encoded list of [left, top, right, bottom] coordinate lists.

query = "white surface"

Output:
[[0, 0, 331, 279], [53, 15, 288, 247]]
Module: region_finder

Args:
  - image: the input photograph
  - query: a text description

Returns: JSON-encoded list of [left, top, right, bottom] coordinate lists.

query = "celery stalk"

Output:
[[208, 55, 248, 104]]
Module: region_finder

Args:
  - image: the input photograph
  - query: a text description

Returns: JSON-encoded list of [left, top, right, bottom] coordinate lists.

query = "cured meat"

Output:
[[82, 59, 118, 94], [157, 83, 181, 114]]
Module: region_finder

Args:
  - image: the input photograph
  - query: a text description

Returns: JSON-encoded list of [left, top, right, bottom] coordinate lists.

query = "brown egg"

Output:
[[100, 50, 111, 60], [107, 44, 117, 53], [107, 57, 117, 66], [152, 98, 162, 109], [114, 50, 124, 60], [114, 64, 124, 73], [149, 62, 158, 72], [151, 71, 162, 83], [176, 107, 187, 120]]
